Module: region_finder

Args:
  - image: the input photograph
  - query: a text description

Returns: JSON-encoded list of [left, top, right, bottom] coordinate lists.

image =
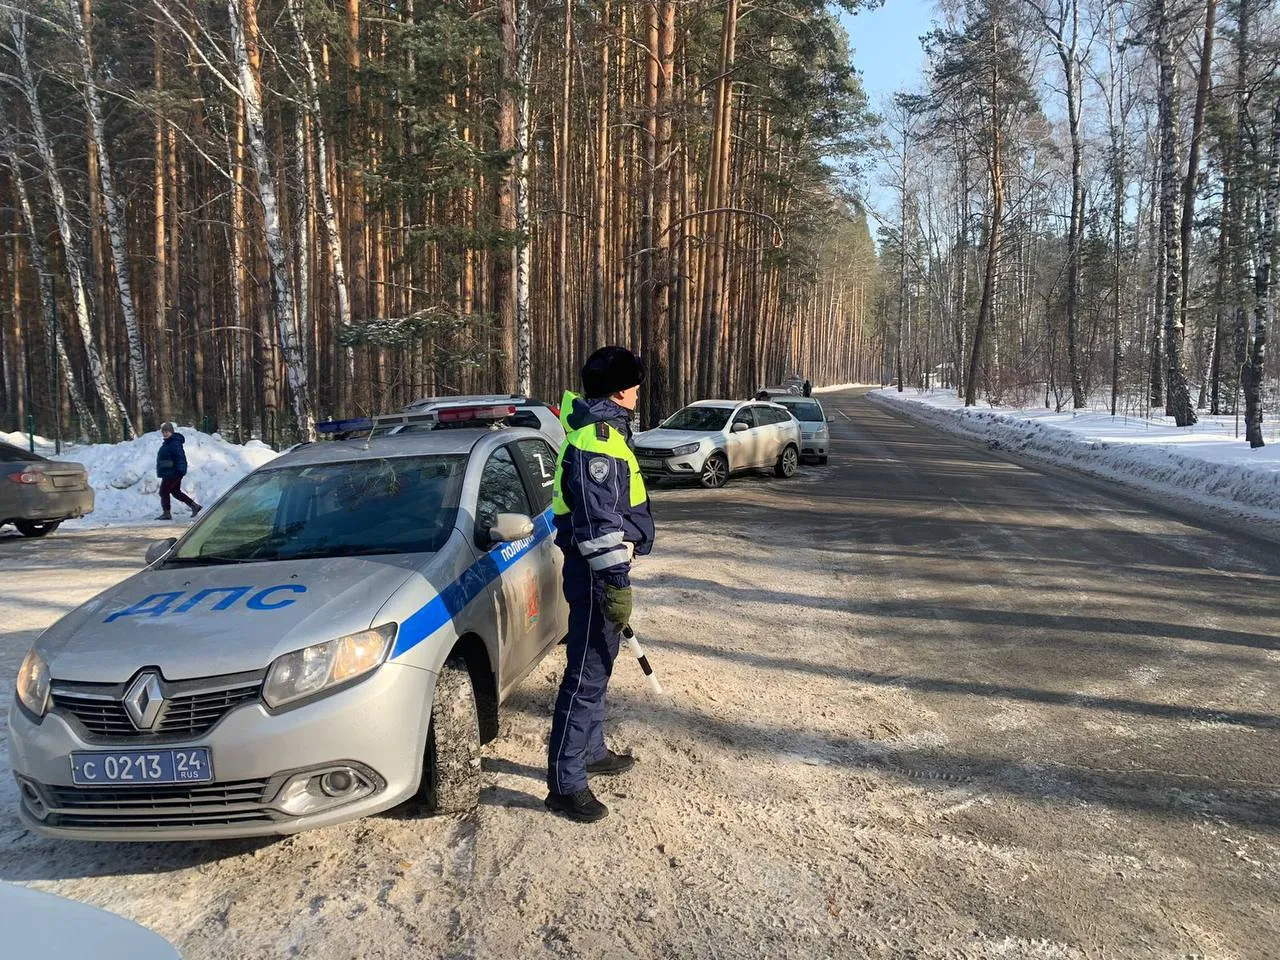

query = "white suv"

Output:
[[634, 400, 801, 488]]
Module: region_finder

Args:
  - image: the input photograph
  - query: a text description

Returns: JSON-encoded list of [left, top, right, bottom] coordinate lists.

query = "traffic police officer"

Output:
[[546, 346, 655, 822]]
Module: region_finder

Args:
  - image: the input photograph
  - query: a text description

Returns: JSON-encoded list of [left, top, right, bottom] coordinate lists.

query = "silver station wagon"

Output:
[[9, 405, 567, 840]]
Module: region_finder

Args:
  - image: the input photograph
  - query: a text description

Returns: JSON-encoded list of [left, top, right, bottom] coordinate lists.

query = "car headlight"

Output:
[[16, 649, 51, 718], [672, 443, 700, 457], [263, 624, 396, 709]]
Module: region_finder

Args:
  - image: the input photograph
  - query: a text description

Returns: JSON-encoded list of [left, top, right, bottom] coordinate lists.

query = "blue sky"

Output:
[[840, 0, 934, 106], [838, 0, 936, 219]]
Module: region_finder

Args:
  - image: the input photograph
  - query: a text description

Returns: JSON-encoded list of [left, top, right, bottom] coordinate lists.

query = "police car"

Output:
[[8, 404, 567, 840]]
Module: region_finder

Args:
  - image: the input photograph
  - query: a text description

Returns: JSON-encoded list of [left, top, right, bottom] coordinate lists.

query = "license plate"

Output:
[[639, 458, 664, 470], [70, 747, 213, 786]]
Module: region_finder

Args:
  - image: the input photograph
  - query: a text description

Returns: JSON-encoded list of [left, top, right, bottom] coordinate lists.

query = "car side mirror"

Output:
[[826, 416, 834, 423], [145, 537, 177, 565], [489, 512, 535, 543], [731, 421, 749, 434]]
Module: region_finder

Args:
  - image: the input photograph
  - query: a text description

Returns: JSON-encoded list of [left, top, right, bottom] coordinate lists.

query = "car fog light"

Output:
[[273, 766, 376, 816], [320, 770, 355, 797], [19, 780, 49, 821]]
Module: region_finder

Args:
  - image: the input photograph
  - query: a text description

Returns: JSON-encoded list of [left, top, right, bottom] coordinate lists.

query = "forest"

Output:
[[2, 0, 1277, 451], [881, 0, 1280, 448], [0, 0, 879, 445]]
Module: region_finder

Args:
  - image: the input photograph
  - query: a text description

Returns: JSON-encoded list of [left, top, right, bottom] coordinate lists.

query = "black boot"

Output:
[[586, 750, 635, 777], [155, 511, 172, 521], [191, 504, 203, 518], [545, 787, 608, 823]]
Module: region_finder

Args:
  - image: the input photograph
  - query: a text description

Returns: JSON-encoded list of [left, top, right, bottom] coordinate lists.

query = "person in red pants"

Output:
[[155, 422, 202, 521]]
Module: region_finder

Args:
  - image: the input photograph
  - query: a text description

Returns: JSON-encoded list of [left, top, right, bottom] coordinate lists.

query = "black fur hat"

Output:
[[581, 346, 646, 399]]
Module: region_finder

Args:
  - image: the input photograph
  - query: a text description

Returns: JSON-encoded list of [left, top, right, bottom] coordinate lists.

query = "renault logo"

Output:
[[123, 673, 164, 730]]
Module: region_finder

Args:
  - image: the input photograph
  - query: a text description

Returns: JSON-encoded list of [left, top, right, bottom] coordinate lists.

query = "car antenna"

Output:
[[362, 419, 377, 450]]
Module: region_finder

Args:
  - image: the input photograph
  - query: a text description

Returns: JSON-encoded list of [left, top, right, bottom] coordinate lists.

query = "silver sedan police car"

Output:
[[9, 406, 567, 840]]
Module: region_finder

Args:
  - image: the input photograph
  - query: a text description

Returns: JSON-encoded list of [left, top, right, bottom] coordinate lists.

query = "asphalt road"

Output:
[[0, 388, 1277, 959]]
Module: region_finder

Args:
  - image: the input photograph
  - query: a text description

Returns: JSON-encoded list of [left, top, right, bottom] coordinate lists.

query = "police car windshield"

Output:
[[169, 455, 467, 565], [661, 406, 733, 431]]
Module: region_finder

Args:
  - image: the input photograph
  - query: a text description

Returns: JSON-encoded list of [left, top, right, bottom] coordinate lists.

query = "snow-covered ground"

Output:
[[2, 428, 277, 527], [871, 387, 1280, 524], [813, 383, 877, 394]]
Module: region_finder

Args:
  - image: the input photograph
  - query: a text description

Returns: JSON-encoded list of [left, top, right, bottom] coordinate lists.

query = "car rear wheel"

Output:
[[15, 520, 61, 538], [774, 445, 799, 479], [699, 452, 729, 489], [416, 657, 481, 815]]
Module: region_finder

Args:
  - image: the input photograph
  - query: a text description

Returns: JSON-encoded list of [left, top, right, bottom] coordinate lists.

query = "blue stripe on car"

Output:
[[390, 508, 556, 660]]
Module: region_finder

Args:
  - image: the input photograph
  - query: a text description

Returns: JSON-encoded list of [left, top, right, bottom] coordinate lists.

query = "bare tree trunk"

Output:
[[554, 0, 572, 377], [68, 0, 148, 434], [229, 0, 314, 440], [966, 19, 1003, 408], [514, 0, 533, 396], [1179, 0, 1217, 325], [9, 11, 126, 439], [6, 149, 97, 438], [495, 0, 518, 390], [152, 33, 172, 420], [591, 0, 612, 351], [1243, 95, 1280, 448], [1157, 0, 1196, 425], [287, 0, 352, 393]]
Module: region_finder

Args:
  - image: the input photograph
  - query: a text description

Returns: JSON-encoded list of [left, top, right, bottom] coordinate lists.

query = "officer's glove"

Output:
[[602, 584, 633, 629]]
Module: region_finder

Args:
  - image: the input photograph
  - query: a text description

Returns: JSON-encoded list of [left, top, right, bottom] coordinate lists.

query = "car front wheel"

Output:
[[15, 520, 61, 538], [774, 445, 799, 478], [416, 657, 481, 815], [699, 452, 729, 489]]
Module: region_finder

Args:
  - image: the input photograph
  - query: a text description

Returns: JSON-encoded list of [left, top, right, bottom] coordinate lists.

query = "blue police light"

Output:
[[316, 417, 375, 435]]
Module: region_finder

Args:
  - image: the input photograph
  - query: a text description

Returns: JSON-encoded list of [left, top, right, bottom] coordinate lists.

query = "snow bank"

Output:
[[871, 388, 1280, 523], [0, 429, 57, 457], [54, 428, 278, 527], [813, 383, 876, 394]]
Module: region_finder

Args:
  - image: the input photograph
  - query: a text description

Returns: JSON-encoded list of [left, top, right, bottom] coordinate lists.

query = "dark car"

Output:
[[0, 441, 94, 537]]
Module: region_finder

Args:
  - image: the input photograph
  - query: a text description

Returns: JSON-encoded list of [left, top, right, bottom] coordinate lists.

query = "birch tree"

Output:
[[6, 9, 126, 440], [227, 0, 313, 439], [67, 0, 150, 432]]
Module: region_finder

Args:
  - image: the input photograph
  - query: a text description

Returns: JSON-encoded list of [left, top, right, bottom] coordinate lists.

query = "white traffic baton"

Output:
[[622, 625, 663, 695]]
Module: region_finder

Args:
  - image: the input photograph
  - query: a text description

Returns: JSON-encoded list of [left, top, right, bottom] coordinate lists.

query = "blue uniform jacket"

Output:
[[156, 433, 188, 479], [554, 395, 655, 589]]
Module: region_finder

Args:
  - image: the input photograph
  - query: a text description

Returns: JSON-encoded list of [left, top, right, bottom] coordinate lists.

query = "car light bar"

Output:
[[314, 405, 517, 438], [436, 404, 517, 423], [315, 417, 375, 435]]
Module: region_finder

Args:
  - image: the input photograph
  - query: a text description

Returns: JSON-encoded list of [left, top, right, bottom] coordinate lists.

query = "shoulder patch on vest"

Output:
[[588, 458, 611, 483], [595, 421, 610, 441]]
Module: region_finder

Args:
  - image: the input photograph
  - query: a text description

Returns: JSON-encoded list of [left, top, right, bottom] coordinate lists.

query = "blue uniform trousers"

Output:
[[547, 549, 621, 794]]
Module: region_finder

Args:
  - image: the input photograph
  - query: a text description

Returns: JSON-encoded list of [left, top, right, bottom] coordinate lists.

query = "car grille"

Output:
[[36, 778, 278, 830], [51, 673, 263, 741], [635, 446, 676, 458]]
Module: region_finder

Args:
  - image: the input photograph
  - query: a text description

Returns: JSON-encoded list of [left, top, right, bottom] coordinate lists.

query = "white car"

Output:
[[1, 882, 181, 958], [770, 396, 831, 463], [634, 400, 801, 489]]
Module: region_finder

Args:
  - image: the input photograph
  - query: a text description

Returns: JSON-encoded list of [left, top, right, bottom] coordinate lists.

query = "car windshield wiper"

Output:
[[164, 554, 258, 567], [273, 544, 409, 561]]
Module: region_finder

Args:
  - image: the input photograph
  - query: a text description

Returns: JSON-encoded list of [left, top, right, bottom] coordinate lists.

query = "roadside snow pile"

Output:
[[872, 388, 1280, 523], [813, 383, 875, 394], [55, 428, 278, 527], [0, 429, 57, 456]]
